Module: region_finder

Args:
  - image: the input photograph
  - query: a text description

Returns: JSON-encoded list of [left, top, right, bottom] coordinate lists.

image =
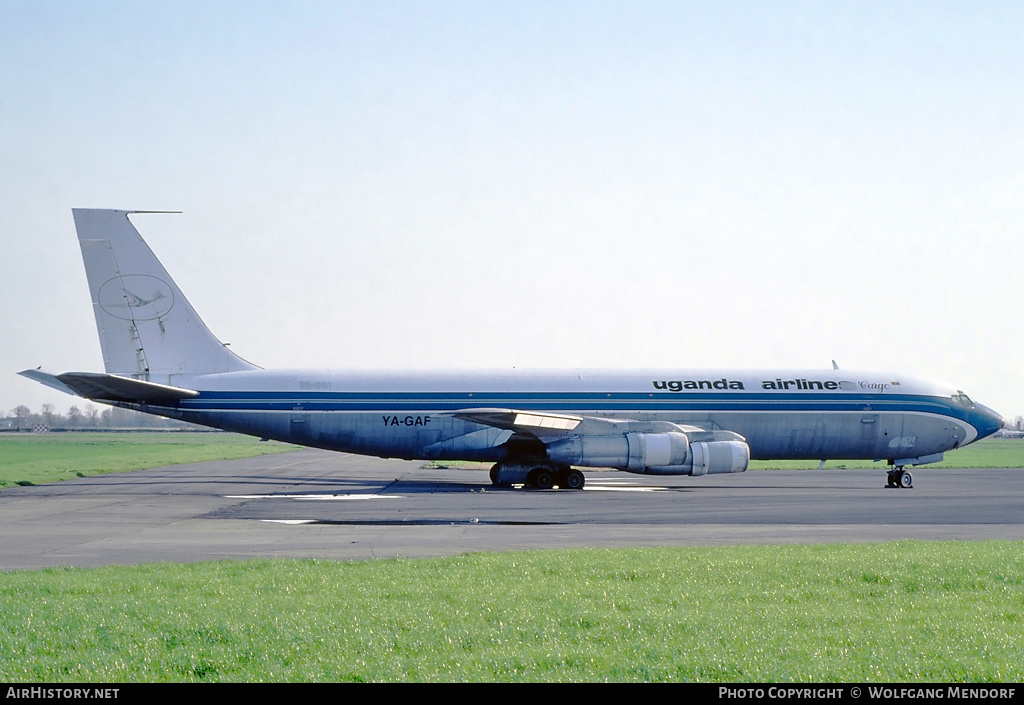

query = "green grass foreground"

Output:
[[0, 432, 297, 488], [1, 543, 1021, 682]]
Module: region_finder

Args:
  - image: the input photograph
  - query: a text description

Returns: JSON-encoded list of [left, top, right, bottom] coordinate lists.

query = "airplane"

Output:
[[20, 209, 1004, 490]]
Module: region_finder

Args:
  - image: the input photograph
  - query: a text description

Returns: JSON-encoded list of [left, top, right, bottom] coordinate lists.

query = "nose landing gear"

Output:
[[886, 467, 913, 489]]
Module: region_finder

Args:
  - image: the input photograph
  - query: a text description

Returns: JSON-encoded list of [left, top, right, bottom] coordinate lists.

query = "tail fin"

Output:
[[73, 209, 258, 383]]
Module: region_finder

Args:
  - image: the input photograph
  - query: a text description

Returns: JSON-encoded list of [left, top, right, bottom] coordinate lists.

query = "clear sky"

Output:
[[3, 1, 1022, 419]]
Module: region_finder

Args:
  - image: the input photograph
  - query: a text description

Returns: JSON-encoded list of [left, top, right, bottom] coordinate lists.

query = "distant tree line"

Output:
[[4, 403, 201, 431]]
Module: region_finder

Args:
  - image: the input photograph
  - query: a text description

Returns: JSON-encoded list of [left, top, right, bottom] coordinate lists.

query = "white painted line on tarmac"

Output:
[[226, 494, 402, 500], [229, 486, 666, 498], [583, 484, 667, 492]]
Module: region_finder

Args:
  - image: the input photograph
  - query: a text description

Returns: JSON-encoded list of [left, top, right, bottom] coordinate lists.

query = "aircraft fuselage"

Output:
[[126, 368, 1000, 466]]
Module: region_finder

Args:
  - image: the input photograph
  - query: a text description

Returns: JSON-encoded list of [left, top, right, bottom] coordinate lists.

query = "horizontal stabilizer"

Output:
[[19, 370, 199, 404], [17, 369, 79, 396]]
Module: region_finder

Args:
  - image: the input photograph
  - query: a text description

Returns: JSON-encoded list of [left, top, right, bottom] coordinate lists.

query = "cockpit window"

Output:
[[952, 391, 975, 408]]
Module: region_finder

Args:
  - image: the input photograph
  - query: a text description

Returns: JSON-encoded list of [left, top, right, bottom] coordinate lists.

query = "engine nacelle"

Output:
[[545, 432, 748, 476], [545, 431, 690, 471], [627, 439, 749, 475], [682, 440, 749, 476]]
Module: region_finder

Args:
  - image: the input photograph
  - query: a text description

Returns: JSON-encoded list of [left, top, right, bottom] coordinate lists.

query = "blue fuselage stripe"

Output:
[[178, 391, 976, 424]]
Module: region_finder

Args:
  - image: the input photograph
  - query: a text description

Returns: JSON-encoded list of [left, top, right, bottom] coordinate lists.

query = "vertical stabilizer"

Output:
[[73, 209, 258, 383]]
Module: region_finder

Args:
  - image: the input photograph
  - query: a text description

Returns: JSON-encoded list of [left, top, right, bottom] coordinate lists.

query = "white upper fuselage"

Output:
[[181, 367, 953, 394]]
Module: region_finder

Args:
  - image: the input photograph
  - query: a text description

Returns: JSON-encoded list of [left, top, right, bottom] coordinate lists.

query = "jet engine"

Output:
[[544, 431, 749, 476]]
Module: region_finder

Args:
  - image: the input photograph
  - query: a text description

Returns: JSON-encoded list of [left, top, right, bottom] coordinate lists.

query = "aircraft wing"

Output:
[[18, 369, 198, 404], [446, 407, 740, 442], [445, 407, 748, 476]]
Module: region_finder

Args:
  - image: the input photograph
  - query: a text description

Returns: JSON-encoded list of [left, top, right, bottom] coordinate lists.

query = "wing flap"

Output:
[[447, 408, 583, 434]]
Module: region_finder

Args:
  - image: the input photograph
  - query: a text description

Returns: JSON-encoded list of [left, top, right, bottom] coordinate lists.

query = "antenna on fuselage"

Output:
[[832, 360, 840, 370]]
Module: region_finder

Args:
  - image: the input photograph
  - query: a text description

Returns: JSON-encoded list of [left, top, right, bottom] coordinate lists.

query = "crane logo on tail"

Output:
[[98, 275, 175, 321]]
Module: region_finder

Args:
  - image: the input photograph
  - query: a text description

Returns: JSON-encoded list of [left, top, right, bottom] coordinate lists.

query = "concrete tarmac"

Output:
[[2, 449, 1022, 570]]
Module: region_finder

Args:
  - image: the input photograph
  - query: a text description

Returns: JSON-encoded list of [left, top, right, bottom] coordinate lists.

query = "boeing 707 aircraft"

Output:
[[20, 209, 1003, 490]]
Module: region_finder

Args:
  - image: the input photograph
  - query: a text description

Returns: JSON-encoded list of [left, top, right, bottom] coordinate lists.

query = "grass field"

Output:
[[0, 542, 1021, 682], [0, 432, 297, 488]]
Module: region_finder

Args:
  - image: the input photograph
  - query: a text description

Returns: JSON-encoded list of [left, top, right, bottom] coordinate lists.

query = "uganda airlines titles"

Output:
[[652, 378, 898, 392]]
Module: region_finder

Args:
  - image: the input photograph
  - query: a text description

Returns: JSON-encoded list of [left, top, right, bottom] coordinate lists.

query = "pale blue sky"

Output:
[[3, 1, 1023, 418]]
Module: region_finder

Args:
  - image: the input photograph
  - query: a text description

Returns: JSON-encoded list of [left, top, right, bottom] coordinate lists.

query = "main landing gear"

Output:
[[886, 467, 913, 489], [489, 462, 586, 490]]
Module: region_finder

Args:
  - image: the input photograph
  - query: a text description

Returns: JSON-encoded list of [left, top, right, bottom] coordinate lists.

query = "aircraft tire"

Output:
[[561, 470, 585, 490], [899, 470, 913, 489], [529, 469, 555, 490], [489, 464, 500, 485]]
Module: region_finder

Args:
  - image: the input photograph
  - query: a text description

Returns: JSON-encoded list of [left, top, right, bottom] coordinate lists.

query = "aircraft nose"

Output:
[[975, 403, 1004, 440]]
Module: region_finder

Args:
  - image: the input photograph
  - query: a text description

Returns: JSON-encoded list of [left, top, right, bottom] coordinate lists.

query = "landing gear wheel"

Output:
[[886, 470, 898, 488], [489, 464, 500, 486], [561, 470, 585, 490], [898, 470, 913, 489], [529, 469, 555, 490]]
